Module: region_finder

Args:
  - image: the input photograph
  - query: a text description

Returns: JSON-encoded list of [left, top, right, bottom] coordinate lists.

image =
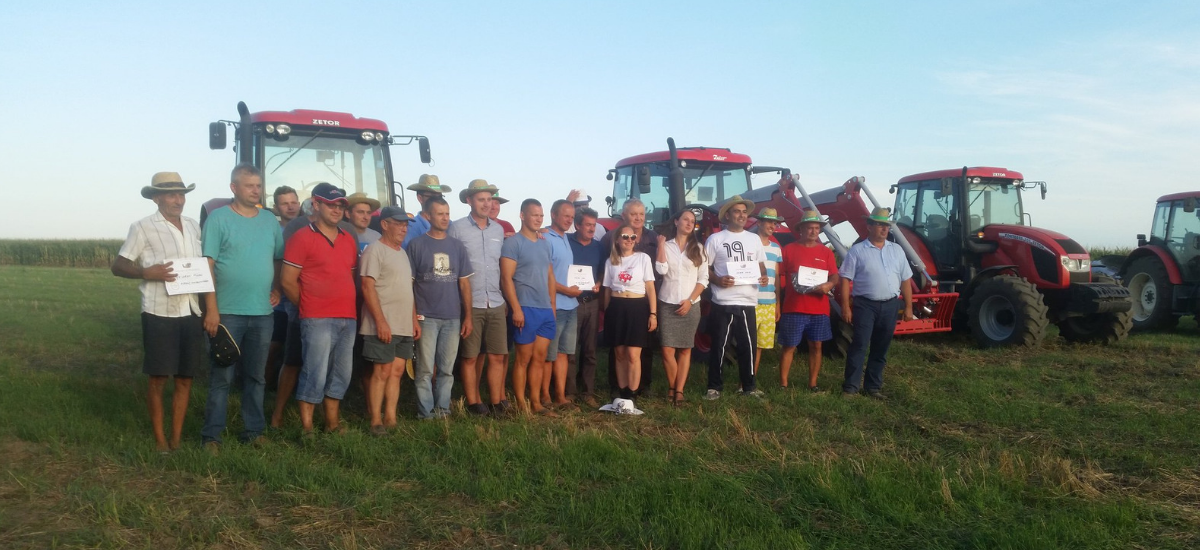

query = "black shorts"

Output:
[[271, 309, 288, 343], [141, 313, 204, 377], [284, 303, 304, 366]]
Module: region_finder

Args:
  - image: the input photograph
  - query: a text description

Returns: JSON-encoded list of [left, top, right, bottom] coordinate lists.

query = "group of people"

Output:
[[116, 166, 914, 453]]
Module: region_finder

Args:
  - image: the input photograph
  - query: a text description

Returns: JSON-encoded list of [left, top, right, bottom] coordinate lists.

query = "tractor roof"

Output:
[[615, 147, 752, 168], [249, 109, 389, 132], [1157, 192, 1200, 202], [897, 167, 1025, 184]]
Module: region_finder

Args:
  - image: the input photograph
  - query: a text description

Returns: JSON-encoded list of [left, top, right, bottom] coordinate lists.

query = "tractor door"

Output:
[[1164, 200, 1200, 280], [895, 179, 960, 276]]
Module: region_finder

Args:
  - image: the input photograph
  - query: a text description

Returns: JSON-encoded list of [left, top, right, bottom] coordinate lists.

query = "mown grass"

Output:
[[0, 240, 124, 268], [1, 266, 1198, 549]]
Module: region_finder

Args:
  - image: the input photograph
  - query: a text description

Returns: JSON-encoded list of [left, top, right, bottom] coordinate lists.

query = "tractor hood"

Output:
[[980, 224, 1090, 289], [981, 224, 1089, 257]]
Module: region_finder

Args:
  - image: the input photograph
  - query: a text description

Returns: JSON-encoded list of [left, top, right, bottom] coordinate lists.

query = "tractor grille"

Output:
[[1070, 271, 1091, 284], [1057, 239, 1088, 255], [1031, 247, 1059, 282]]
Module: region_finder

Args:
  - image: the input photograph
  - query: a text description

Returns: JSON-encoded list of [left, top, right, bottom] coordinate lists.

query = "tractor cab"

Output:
[[892, 167, 1045, 281], [1144, 194, 1200, 280], [606, 146, 753, 229]]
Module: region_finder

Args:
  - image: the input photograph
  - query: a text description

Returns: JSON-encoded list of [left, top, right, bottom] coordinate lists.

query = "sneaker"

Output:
[[704, 389, 721, 401], [369, 425, 387, 437], [467, 403, 491, 416], [432, 408, 451, 419], [739, 389, 765, 399], [808, 385, 826, 394], [865, 390, 888, 401], [490, 400, 514, 417], [842, 390, 860, 398], [202, 441, 221, 456]]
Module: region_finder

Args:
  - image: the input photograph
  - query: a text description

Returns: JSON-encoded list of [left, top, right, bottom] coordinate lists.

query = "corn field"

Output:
[[0, 240, 124, 268]]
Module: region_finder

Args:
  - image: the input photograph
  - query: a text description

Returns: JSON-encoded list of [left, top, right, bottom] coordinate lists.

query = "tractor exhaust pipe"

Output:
[[667, 138, 685, 215], [236, 101, 253, 165]]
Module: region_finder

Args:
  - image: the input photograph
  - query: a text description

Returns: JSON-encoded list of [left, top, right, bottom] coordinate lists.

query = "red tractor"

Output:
[[1119, 192, 1200, 330], [203, 101, 431, 220]]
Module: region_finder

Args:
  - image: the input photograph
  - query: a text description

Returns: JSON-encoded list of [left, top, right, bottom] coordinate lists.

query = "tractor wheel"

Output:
[[968, 275, 1049, 348], [1124, 257, 1177, 331], [1058, 275, 1133, 344], [825, 315, 855, 359]]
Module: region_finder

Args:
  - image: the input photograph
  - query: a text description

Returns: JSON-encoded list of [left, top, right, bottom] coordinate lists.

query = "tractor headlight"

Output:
[[264, 124, 275, 134], [1060, 257, 1090, 271], [375, 132, 384, 142], [361, 130, 375, 142], [276, 124, 291, 136]]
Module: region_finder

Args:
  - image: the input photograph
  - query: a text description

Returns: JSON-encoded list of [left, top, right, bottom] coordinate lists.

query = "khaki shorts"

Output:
[[362, 335, 415, 364], [461, 306, 508, 358]]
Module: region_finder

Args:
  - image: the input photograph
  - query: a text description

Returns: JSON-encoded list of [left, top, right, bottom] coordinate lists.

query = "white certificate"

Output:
[[726, 261, 760, 285], [163, 257, 215, 296], [795, 266, 828, 288], [567, 264, 595, 289]]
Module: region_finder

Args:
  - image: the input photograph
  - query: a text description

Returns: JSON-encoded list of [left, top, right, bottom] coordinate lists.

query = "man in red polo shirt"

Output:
[[777, 209, 840, 391], [281, 182, 359, 436]]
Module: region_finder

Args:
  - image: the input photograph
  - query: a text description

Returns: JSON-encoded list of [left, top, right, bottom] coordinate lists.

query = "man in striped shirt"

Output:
[[112, 172, 212, 453]]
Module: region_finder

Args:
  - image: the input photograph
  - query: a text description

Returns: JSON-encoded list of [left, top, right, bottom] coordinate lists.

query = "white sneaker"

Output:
[[704, 389, 721, 401]]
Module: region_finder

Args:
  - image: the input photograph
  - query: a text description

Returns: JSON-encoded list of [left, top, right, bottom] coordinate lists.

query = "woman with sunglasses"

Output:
[[654, 210, 708, 406], [602, 223, 658, 405]]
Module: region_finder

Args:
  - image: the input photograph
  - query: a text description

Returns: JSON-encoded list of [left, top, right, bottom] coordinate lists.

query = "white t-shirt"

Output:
[[603, 252, 656, 294], [704, 229, 765, 306]]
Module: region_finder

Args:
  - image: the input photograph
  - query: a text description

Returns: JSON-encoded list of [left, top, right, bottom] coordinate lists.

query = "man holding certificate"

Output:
[[113, 171, 211, 453], [704, 196, 768, 400], [777, 210, 839, 391], [543, 199, 581, 408]]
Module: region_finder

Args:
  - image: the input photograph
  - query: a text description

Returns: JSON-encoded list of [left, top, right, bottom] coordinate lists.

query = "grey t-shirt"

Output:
[[406, 233, 473, 320], [501, 233, 554, 309], [359, 241, 414, 337]]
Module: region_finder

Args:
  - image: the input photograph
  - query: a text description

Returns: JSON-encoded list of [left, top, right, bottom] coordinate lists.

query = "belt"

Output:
[[578, 293, 597, 303], [855, 295, 899, 303]]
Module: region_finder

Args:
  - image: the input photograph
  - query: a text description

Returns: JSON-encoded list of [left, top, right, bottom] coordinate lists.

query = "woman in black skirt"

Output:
[[603, 223, 658, 404], [655, 210, 709, 406]]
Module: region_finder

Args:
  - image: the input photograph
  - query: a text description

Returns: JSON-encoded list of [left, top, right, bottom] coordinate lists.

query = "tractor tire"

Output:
[[825, 315, 855, 359], [1124, 257, 1177, 331], [1057, 275, 1133, 344], [968, 275, 1049, 348]]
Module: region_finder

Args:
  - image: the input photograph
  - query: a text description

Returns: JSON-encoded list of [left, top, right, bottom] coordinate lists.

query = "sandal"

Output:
[[667, 389, 676, 403], [673, 389, 685, 407]]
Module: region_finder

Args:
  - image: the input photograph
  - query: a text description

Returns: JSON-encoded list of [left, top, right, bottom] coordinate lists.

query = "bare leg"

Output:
[[384, 360, 403, 427], [529, 337, 551, 412], [779, 346, 796, 388], [369, 362, 390, 427], [169, 377, 192, 450], [661, 346, 679, 396], [614, 345, 630, 389], [298, 401, 316, 433], [323, 397, 341, 431], [552, 355, 571, 404], [807, 341, 823, 388], [626, 346, 643, 392], [485, 353, 507, 405], [461, 355, 482, 405], [513, 344, 532, 410], [674, 349, 692, 398], [147, 376, 168, 451], [539, 352, 553, 404], [271, 364, 299, 428]]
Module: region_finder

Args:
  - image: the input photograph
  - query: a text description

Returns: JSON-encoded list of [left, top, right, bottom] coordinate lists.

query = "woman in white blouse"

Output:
[[603, 223, 658, 405], [654, 210, 709, 406]]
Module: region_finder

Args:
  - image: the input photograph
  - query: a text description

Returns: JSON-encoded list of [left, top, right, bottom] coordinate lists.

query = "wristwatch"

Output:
[[690, 297, 701, 305]]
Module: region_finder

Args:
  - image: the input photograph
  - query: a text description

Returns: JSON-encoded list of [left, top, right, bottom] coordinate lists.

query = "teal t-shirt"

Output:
[[202, 206, 284, 315]]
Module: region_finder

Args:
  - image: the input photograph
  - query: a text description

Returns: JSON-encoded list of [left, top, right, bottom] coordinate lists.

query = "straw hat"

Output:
[[141, 172, 196, 199], [864, 207, 892, 224], [345, 193, 381, 211], [458, 178, 500, 204], [799, 209, 828, 226], [757, 207, 784, 222], [406, 174, 451, 194], [717, 195, 756, 221]]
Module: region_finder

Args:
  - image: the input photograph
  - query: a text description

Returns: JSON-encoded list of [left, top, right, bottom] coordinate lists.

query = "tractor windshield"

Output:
[[260, 128, 391, 208], [967, 179, 1023, 231], [612, 162, 751, 225]]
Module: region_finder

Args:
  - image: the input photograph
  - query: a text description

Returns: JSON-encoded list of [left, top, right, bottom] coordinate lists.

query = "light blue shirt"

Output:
[[501, 233, 554, 309], [402, 213, 430, 249], [448, 215, 506, 309], [544, 228, 578, 311], [839, 239, 912, 301]]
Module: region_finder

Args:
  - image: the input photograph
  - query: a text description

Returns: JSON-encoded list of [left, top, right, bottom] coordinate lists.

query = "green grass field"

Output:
[[1, 265, 1198, 549]]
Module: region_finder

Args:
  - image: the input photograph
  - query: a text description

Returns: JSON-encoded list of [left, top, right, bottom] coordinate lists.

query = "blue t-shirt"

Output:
[[569, 235, 605, 301], [501, 233, 554, 310], [407, 233, 473, 320], [544, 228, 577, 311], [202, 206, 284, 316]]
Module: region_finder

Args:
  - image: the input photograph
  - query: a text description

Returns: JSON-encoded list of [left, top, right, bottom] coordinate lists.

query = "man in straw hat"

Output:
[[449, 179, 512, 416], [777, 209, 839, 391], [489, 192, 516, 237], [704, 195, 768, 400], [112, 172, 210, 453], [838, 207, 914, 400], [201, 164, 285, 453], [404, 174, 451, 248], [344, 193, 382, 254], [753, 208, 785, 376]]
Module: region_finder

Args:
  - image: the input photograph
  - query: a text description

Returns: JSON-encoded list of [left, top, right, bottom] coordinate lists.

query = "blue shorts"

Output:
[[513, 306, 557, 345], [778, 313, 833, 348]]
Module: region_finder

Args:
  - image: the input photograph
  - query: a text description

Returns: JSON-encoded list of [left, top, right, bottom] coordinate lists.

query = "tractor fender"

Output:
[[1121, 246, 1183, 285]]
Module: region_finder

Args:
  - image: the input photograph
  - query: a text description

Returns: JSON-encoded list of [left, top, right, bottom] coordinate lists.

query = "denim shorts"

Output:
[[546, 308, 578, 360], [513, 306, 556, 345], [296, 317, 356, 403]]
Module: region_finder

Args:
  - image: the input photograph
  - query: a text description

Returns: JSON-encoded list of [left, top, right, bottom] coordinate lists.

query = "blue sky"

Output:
[[2, 0, 1197, 246]]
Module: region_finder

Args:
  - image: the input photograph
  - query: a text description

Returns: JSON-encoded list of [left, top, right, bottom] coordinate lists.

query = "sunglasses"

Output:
[[619, 234, 637, 241]]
